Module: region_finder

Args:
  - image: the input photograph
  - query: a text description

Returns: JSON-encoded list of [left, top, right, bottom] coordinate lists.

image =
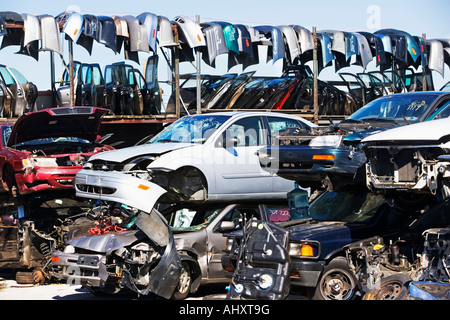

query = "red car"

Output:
[[0, 107, 114, 198]]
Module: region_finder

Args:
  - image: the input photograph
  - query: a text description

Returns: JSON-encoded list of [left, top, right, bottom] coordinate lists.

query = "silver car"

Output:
[[74, 111, 317, 203], [161, 200, 296, 299], [51, 199, 294, 299]]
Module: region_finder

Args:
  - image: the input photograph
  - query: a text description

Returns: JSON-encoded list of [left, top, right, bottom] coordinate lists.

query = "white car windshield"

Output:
[[150, 115, 231, 144]]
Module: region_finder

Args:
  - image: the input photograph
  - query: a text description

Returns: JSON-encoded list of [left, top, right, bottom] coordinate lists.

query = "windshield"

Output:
[[13, 137, 92, 148], [309, 191, 386, 223], [163, 204, 226, 231], [150, 115, 230, 144], [347, 94, 439, 124]]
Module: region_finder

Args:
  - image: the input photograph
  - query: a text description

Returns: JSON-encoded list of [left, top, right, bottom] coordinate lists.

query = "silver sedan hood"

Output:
[[88, 142, 193, 162], [68, 230, 143, 254]]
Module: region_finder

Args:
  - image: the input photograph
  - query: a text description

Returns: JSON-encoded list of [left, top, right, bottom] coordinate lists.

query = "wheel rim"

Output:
[[320, 271, 355, 300], [375, 284, 402, 300], [177, 264, 191, 295], [365, 279, 407, 300]]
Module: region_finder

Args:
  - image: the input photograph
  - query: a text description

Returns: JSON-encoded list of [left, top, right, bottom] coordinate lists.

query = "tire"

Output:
[[16, 271, 45, 285], [16, 271, 35, 284], [362, 274, 411, 300], [313, 257, 357, 300], [172, 261, 192, 300]]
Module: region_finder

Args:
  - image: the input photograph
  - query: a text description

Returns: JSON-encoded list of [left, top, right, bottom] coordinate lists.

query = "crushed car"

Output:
[[0, 107, 113, 201], [258, 92, 450, 192], [51, 178, 183, 299], [0, 192, 96, 284], [74, 112, 317, 203], [345, 195, 450, 300], [363, 116, 450, 197], [51, 199, 296, 299], [162, 200, 296, 299]]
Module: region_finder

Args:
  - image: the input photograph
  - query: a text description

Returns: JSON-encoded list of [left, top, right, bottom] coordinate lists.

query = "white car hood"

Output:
[[362, 118, 450, 143], [88, 142, 194, 162]]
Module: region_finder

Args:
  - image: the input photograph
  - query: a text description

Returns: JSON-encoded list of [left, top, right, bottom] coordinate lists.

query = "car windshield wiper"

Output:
[[358, 117, 400, 124], [341, 118, 365, 124], [156, 139, 181, 143]]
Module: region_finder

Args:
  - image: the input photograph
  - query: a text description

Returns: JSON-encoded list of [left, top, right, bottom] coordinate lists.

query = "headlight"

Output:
[[289, 242, 317, 257], [83, 162, 93, 169], [64, 245, 75, 254], [22, 158, 35, 172], [309, 135, 343, 147], [22, 157, 58, 172]]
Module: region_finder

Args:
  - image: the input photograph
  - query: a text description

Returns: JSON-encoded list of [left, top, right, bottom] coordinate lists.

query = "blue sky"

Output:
[[1, 0, 449, 93]]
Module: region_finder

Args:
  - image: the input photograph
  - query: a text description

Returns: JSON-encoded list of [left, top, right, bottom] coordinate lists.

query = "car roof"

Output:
[[185, 111, 318, 127]]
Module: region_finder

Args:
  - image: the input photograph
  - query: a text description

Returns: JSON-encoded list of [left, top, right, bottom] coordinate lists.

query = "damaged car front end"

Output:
[[51, 175, 182, 299], [363, 117, 450, 197]]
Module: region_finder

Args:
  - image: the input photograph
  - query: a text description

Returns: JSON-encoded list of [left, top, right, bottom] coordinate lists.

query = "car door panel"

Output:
[[212, 116, 272, 196]]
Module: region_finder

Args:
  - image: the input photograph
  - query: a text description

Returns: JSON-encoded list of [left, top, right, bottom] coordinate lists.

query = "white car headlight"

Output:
[[64, 245, 75, 254], [309, 135, 343, 147]]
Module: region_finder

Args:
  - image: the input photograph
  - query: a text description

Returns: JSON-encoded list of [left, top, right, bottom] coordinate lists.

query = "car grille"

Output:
[[85, 160, 124, 171]]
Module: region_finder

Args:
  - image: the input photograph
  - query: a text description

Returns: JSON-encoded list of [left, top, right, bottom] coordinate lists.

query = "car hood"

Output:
[[68, 229, 145, 254], [7, 107, 110, 147], [88, 142, 195, 162], [362, 117, 450, 144], [288, 220, 349, 241]]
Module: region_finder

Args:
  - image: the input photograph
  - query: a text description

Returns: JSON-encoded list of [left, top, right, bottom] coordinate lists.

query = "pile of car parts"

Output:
[[345, 227, 450, 300], [227, 220, 291, 300]]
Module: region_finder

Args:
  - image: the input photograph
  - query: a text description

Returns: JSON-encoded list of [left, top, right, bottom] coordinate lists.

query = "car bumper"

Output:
[[15, 167, 80, 195], [261, 146, 366, 184], [289, 258, 325, 288], [74, 170, 167, 214], [51, 250, 108, 288], [222, 252, 325, 288]]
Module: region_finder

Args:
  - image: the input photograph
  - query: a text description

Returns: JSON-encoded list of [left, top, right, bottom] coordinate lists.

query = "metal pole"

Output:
[[50, 51, 56, 107], [422, 33, 427, 91], [69, 41, 75, 107], [196, 15, 202, 114], [174, 30, 180, 118], [312, 27, 319, 125]]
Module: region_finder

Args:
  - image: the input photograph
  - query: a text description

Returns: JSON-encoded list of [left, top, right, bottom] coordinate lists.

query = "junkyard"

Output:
[[0, 1, 450, 309]]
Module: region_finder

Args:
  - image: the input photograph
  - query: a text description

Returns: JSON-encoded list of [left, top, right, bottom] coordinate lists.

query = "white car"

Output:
[[363, 117, 450, 196], [74, 111, 316, 206]]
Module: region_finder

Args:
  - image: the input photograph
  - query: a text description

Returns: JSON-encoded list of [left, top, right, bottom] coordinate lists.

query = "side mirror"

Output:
[[219, 221, 236, 231]]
